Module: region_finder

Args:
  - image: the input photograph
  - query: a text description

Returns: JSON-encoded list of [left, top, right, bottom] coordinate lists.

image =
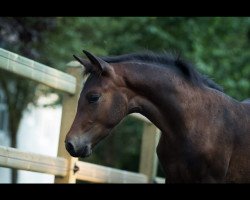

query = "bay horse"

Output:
[[65, 50, 250, 183]]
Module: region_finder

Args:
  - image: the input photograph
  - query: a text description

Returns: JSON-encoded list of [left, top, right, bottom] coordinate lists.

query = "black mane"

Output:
[[102, 52, 223, 92]]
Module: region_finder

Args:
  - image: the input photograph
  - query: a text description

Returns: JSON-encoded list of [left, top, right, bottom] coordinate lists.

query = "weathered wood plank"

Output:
[[139, 124, 160, 183], [75, 161, 147, 183], [0, 48, 76, 94], [54, 65, 83, 183], [0, 145, 68, 176], [130, 113, 151, 124], [155, 177, 165, 183]]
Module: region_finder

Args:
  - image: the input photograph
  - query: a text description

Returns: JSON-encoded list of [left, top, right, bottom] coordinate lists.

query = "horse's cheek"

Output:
[[104, 93, 126, 126]]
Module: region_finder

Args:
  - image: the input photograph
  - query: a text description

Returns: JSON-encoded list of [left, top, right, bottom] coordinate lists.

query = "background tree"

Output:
[[0, 17, 57, 183], [0, 17, 250, 182]]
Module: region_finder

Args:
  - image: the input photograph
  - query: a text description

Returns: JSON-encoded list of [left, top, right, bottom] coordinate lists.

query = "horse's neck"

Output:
[[120, 63, 239, 136], [121, 63, 194, 134]]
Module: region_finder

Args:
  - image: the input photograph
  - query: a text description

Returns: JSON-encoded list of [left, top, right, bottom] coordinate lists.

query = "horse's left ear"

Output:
[[82, 50, 113, 75], [73, 55, 93, 74]]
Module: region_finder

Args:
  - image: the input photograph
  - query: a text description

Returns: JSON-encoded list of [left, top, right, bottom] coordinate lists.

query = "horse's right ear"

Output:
[[73, 55, 92, 73]]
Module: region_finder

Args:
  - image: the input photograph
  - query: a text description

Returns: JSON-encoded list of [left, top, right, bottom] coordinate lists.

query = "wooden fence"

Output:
[[0, 48, 164, 183]]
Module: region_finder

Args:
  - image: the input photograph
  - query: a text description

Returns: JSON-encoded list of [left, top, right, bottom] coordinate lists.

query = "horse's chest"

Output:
[[157, 147, 192, 182], [156, 134, 226, 182], [156, 135, 192, 180]]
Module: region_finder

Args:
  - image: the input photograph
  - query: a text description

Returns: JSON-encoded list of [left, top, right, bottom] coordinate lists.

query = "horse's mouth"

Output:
[[79, 146, 92, 158]]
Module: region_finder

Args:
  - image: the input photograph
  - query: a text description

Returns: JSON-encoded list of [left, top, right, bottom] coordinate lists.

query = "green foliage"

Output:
[[40, 17, 250, 100]]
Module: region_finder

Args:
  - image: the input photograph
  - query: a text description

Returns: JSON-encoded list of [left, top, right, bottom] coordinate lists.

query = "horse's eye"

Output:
[[87, 94, 101, 103]]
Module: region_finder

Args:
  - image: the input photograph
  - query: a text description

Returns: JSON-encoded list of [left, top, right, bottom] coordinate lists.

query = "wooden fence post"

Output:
[[139, 123, 160, 183], [54, 62, 83, 183]]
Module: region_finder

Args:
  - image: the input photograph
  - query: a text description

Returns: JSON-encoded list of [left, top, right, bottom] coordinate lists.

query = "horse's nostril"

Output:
[[65, 141, 75, 155], [65, 139, 91, 158]]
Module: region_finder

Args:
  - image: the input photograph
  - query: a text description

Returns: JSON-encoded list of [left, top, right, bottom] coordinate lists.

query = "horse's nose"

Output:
[[65, 138, 92, 158], [65, 139, 78, 157]]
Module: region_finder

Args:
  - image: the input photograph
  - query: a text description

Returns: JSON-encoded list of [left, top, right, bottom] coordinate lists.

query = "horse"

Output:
[[65, 50, 250, 183]]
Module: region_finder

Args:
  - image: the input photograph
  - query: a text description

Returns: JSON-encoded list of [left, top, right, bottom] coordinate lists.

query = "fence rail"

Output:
[[0, 145, 151, 183], [0, 48, 76, 95], [0, 48, 164, 183], [0, 146, 68, 177], [75, 161, 147, 183]]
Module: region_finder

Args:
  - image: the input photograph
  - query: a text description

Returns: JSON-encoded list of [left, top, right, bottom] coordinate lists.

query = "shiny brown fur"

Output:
[[66, 51, 250, 183]]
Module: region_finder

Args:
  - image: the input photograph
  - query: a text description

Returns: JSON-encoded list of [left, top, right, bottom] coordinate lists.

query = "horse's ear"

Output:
[[73, 55, 92, 73], [82, 50, 113, 75]]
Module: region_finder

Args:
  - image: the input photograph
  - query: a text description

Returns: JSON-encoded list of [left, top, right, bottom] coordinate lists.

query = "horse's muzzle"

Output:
[[65, 140, 92, 158]]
